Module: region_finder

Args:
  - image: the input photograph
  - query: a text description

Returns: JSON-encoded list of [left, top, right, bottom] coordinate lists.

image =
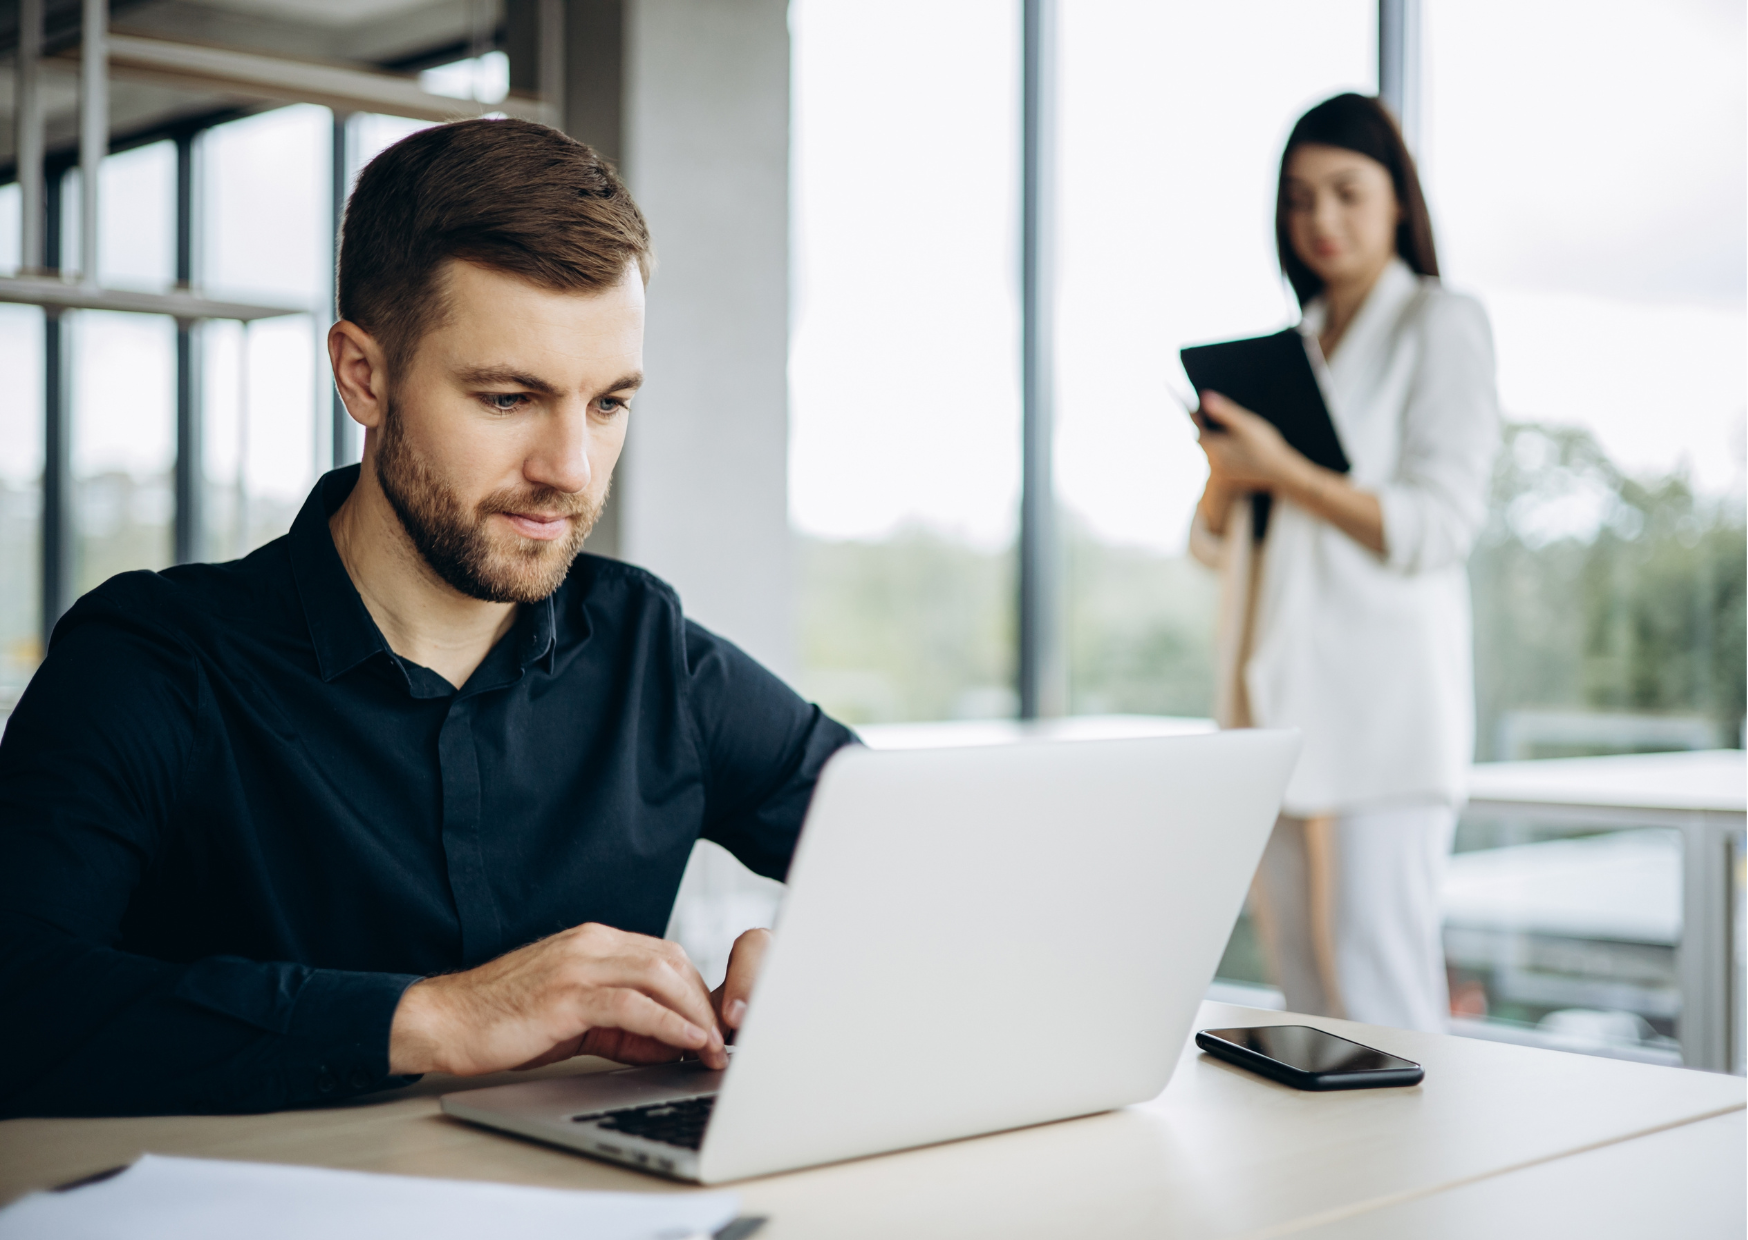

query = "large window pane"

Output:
[[73, 311, 176, 593], [789, 0, 1022, 726], [203, 105, 332, 308], [1423, 0, 1746, 1063], [54, 146, 181, 611], [1055, 0, 1376, 718], [100, 142, 175, 290], [0, 302, 43, 697], [0, 186, 42, 700], [1423, 0, 1746, 757], [201, 318, 320, 559], [202, 106, 334, 551]]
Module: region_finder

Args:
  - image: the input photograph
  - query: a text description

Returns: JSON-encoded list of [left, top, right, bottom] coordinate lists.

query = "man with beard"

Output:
[[0, 119, 854, 1117]]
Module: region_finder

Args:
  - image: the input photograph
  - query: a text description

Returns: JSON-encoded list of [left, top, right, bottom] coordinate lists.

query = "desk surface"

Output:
[[1289, 1108, 1745, 1240], [1465, 749, 1746, 814], [4, 1003, 1741, 1238]]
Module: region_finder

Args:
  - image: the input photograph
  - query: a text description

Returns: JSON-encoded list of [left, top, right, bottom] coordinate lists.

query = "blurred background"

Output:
[[1, 0, 1742, 1071]]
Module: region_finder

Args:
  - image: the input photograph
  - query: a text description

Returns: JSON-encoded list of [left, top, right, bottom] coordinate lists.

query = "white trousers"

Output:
[[1252, 803, 1457, 1033]]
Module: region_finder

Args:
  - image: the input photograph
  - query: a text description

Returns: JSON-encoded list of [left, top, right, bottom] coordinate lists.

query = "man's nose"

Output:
[[525, 403, 593, 495]]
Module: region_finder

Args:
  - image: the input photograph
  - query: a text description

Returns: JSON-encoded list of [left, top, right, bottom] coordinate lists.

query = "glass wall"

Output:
[[73, 145, 178, 598], [0, 101, 361, 705], [0, 296, 42, 695], [1421, 0, 1746, 761], [71, 310, 177, 593], [1419, 0, 1746, 1063], [202, 104, 333, 557], [789, 0, 1023, 725], [1055, 0, 1376, 719]]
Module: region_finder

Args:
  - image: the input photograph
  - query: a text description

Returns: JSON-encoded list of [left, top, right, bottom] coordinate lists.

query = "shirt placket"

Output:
[[437, 695, 504, 965]]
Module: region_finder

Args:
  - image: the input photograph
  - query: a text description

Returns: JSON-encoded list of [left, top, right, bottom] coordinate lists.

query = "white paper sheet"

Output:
[[0, 1155, 740, 1240]]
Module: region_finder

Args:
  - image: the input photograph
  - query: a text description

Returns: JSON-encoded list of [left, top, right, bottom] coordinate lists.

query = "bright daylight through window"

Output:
[[786, 0, 1744, 1068]]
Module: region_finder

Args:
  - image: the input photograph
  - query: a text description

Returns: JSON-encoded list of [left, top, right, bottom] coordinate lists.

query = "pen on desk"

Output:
[[659, 1217, 767, 1240], [51, 1165, 129, 1193]]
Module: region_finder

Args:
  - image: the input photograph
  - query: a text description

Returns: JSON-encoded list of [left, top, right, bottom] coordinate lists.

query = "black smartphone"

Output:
[[1195, 1025, 1424, 1091]]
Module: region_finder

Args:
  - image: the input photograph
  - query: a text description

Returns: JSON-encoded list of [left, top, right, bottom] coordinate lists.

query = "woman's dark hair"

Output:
[[1275, 93, 1438, 306]]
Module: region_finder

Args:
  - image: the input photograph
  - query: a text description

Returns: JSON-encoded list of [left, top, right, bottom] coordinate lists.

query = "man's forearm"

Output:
[[0, 929, 419, 1117]]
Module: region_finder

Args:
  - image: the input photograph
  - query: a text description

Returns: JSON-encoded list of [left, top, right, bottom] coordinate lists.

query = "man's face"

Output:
[[372, 259, 644, 604]]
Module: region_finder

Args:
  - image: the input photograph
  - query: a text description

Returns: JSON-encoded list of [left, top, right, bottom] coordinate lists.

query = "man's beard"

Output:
[[374, 406, 602, 604]]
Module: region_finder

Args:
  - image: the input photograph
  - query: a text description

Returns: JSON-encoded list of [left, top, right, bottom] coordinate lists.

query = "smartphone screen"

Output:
[[1197, 1026, 1423, 1090]]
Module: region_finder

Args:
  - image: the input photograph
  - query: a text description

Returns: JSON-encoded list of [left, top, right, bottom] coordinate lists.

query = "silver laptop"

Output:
[[441, 729, 1299, 1184]]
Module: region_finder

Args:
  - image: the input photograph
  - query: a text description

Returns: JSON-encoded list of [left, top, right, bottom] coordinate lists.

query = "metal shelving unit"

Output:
[[11, 0, 567, 641]]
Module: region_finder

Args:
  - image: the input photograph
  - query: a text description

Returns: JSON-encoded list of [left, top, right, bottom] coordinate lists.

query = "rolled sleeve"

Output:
[[1188, 507, 1228, 568], [1376, 292, 1501, 574]]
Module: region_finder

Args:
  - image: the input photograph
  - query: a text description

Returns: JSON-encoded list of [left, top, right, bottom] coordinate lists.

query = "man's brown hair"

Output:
[[337, 117, 651, 375]]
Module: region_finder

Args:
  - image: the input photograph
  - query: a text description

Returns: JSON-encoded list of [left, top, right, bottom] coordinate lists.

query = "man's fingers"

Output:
[[718, 928, 771, 1031], [577, 986, 715, 1058], [621, 942, 723, 1051], [563, 931, 723, 1054], [578, 1027, 689, 1066]]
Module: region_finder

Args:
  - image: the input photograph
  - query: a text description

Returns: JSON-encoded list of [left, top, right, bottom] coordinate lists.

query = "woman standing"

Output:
[[1187, 94, 1500, 1032]]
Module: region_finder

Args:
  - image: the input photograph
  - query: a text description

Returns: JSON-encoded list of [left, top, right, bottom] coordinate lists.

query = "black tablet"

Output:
[[1180, 329, 1349, 538]]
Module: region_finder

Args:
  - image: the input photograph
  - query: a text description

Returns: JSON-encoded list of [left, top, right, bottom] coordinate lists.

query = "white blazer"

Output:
[[1190, 258, 1501, 815]]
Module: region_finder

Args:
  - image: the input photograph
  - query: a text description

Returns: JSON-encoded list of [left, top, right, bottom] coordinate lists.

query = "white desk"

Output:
[[1466, 750, 1746, 1072], [4, 1003, 1741, 1237], [1289, 1109, 1745, 1240]]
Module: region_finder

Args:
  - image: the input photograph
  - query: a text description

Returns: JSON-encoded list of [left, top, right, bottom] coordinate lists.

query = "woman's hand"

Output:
[[1191, 389, 1387, 554], [1195, 391, 1305, 490]]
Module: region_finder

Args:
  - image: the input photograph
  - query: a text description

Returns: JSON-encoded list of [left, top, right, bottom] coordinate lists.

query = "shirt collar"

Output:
[[289, 466, 561, 686], [289, 466, 394, 683]]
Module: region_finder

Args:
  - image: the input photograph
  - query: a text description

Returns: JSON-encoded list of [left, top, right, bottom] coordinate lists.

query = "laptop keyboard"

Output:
[[574, 1095, 716, 1151]]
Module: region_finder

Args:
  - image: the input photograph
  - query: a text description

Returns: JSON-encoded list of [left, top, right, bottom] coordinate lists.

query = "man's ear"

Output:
[[328, 321, 390, 432]]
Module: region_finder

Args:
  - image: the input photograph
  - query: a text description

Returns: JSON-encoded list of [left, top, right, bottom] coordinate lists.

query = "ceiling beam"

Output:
[[0, 273, 308, 320], [57, 33, 547, 124]]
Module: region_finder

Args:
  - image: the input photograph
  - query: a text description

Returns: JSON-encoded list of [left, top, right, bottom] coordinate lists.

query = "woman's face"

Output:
[[1284, 144, 1401, 292]]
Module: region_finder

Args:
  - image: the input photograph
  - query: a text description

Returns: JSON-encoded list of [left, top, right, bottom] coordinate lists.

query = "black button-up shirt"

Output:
[[0, 467, 853, 1118]]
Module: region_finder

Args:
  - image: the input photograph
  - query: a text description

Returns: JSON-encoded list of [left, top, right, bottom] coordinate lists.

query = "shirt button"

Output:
[[348, 1068, 371, 1090], [315, 1070, 338, 1094]]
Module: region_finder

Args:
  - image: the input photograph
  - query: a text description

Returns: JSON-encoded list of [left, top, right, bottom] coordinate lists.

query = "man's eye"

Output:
[[598, 396, 628, 415], [483, 393, 527, 412]]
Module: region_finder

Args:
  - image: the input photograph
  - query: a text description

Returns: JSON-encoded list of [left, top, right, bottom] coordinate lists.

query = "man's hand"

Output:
[[710, 928, 770, 1041], [388, 923, 728, 1077]]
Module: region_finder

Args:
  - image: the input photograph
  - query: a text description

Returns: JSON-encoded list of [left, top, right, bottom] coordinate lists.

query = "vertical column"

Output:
[[1678, 813, 1735, 1072], [330, 111, 355, 468], [1018, 0, 1065, 719], [1378, 0, 1421, 150], [173, 130, 204, 565], [539, 0, 567, 130], [620, 0, 792, 677], [560, 0, 627, 558], [15, 0, 44, 273], [78, 0, 107, 289], [41, 170, 72, 641]]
